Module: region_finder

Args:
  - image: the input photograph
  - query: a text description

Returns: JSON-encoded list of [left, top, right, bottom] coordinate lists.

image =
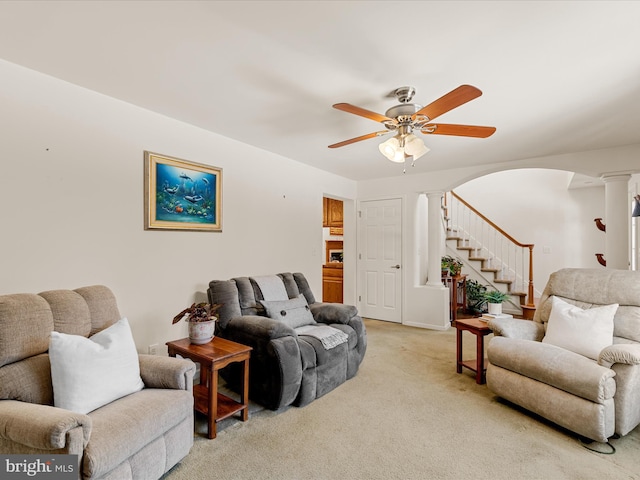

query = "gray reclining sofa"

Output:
[[208, 272, 366, 410]]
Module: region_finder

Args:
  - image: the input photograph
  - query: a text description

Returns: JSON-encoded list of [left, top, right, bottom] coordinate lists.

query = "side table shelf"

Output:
[[193, 385, 246, 423], [166, 336, 252, 439], [454, 317, 492, 384]]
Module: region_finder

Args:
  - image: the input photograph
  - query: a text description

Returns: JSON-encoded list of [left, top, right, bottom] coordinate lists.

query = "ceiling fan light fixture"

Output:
[[330, 84, 494, 170], [379, 133, 429, 164]]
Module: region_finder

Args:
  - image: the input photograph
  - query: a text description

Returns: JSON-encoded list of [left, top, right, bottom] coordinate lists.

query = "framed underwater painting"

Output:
[[144, 151, 222, 232]]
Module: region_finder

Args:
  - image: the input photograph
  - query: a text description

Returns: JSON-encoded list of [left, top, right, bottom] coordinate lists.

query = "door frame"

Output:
[[356, 195, 405, 324]]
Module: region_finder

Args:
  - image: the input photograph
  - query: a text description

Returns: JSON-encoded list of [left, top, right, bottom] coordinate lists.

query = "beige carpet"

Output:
[[163, 319, 640, 480]]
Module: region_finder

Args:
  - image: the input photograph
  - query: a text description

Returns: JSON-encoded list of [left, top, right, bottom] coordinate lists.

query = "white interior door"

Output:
[[358, 198, 402, 323]]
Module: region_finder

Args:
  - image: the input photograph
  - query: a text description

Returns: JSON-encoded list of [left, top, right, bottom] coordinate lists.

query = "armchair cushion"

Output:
[[0, 354, 53, 405], [260, 294, 316, 328], [488, 337, 616, 403], [49, 317, 144, 414], [542, 296, 617, 360]]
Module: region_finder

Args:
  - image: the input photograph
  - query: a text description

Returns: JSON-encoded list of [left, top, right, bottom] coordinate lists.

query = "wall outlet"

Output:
[[148, 344, 159, 355]]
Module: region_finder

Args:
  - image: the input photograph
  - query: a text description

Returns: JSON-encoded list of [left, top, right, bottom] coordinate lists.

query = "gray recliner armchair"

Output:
[[487, 268, 640, 444], [208, 272, 367, 410]]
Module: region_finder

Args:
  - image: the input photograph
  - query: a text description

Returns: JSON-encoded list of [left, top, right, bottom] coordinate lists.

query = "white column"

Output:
[[403, 191, 450, 330], [427, 191, 445, 286], [602, 174, 631, 270]]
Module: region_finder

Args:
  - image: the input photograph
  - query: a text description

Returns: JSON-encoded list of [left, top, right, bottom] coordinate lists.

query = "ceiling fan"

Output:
[[328, 85, 496, 168]]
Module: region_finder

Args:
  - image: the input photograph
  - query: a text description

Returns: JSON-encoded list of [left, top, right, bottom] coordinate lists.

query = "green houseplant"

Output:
[[173, 302, 223, 344], [465, 279, 488, 316], [441, 255, 463, 276], [482, 290, 510, 315]]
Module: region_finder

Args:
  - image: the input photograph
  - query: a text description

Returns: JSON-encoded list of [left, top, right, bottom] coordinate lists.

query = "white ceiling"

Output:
[[1, 1, 639, 181]]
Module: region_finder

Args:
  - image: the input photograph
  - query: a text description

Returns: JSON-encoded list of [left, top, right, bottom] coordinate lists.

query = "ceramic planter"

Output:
[[188, 319, 216, 344], [487, 303, 502, 315]]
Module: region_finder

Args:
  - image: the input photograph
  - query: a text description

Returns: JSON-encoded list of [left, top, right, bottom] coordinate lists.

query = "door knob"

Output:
[[391, 264, 401, 269]]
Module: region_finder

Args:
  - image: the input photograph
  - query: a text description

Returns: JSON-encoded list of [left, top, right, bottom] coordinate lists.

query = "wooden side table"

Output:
[[455, 317, 492, 384], [166, 336, 252, 439]]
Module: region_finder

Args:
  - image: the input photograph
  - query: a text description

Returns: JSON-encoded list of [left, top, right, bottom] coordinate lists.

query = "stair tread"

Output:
[[494, 279, 513, 284], [481, 268, 500, 272], [468, 257, 487, 261]]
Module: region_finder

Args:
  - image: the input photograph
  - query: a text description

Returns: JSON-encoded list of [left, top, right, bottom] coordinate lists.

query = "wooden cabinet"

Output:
[[322, 264, 343, 303], [323, 197, 343, 228]]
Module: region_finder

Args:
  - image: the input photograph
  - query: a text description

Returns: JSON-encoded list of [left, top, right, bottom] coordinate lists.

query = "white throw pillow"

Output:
[[542, 296, 618, 360], [49, 317, 144, 414]]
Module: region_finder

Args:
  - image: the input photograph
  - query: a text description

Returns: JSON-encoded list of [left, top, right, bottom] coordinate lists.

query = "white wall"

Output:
[[455, 169, 605, 292], [0, 59, 356, 353]]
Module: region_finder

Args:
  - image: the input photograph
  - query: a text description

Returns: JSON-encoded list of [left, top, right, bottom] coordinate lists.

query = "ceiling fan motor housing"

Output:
[[393, 86, 416, 103], [385, 103, 423, 121]]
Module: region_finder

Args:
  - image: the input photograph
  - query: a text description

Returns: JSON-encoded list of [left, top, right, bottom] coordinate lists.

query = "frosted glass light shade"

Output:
[[379, 137, 404, 162], [379, 134, 429, 163], [404, 134, 430, 159]]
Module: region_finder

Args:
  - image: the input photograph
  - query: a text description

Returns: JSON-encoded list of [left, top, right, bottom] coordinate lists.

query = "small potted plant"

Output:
[[465, 279, 488, 316], [482, 290, 510, 315], [441, 257, 450, 276], [441, 255, 463, 277], [173, 302, 223, 344]]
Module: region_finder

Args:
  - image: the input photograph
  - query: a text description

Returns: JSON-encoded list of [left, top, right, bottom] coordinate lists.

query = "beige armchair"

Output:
[[487, 268, 640, 444], [0, 285, 196, 479]]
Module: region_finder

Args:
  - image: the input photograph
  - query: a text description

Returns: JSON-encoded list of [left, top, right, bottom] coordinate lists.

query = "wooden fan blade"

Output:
[[328, 131, 389, 148], [333, 103, 393, 123], [412, 85, 482, 122], [421, 124, 496, 138]]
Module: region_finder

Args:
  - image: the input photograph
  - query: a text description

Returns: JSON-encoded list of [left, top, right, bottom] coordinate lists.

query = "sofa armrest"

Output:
[[139, 354, 196, 391], [488, 317, 544, 341], [599, 344, 640, 368], [219, 315, 302, 410], [224, 315, 296, 341], [0, 400, 91, 451], [309, 302, 358, 325]]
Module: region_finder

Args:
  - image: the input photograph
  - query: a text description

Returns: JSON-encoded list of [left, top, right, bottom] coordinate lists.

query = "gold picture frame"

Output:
[[144, 151, 222, 232]]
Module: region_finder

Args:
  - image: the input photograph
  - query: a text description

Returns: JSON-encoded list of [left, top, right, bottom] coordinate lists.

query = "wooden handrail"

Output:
[[451, 191, 534, 248], [450, 190, 535, 308]]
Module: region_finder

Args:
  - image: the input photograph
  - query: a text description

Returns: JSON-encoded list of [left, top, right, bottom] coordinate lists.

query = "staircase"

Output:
[[443, 191, 537, 318]]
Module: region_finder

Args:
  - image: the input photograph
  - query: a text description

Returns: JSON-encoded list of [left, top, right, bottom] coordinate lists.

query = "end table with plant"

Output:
[[173, 302, 223, 345]]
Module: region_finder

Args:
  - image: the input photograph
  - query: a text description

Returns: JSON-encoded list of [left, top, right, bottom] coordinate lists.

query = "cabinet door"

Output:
[[328, 199, 343, 227], [323, 197, 329, 227], [322, 267, 343, 303]]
